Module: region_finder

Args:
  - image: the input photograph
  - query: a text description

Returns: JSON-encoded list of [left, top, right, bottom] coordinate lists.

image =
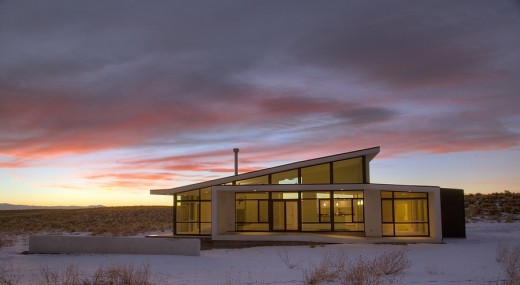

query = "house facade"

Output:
[[150, 147, 465, 243]]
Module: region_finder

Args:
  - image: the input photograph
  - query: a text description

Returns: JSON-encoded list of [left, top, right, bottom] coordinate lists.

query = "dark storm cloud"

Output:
[[0, 0, 298, 92], [290, 0, 520, 89], [0, 0, 518, 164]]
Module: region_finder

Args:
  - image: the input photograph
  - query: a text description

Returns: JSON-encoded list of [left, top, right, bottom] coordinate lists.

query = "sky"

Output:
[[1, 1, 519, 206]]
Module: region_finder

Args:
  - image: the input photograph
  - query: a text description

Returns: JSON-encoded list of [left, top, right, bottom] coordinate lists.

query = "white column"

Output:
[[364, 189, 382, 237]]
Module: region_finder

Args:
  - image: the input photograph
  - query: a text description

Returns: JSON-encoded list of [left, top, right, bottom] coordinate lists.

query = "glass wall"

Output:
[[236, 175, 269, 185], [333, 157, 364, 183], [235, 192, 269, 231], [333, 191, 364, 231], [301, 164, 330, 184], [236, 190, 364, 233], [175, 187, 211, 235], [301, 191, 331, 231], [232, 157, 364, 186], [174, 156, 365, 235], [272, 170, 299, 184], [381, 191, 429, 236]]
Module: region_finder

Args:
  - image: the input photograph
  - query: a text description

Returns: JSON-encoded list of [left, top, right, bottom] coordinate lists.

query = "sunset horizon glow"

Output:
[[1, 1, 519, 206]]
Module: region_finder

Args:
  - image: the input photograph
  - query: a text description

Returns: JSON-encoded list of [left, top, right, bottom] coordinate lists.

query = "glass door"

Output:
[[272, 201, 285, 231], [272, 200, 299, 231], [286, 201, 298, 231]]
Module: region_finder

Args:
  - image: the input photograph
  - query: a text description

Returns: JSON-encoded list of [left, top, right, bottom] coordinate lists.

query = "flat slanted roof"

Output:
[[150, 146, 380, 195]]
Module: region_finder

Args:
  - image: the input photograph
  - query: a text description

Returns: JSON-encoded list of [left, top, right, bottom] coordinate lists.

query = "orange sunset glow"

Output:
[[1, 1, 519, 207]]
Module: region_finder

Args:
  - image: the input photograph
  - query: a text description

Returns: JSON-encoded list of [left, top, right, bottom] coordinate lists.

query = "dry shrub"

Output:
[[377, 247, 412, 275], [0, 260, 23, 285], [0, 235, 15, 249], [34, 263, 154, 285], [301, 248, 410, 285], [496, 243, 520, 285], [343, 256, 382, 285], [343, 247, 410, 285], [35, 264, 81, 285], [92, 263, 151, 285], [277, 247, 301, 269], [303, 252, 346, 285]]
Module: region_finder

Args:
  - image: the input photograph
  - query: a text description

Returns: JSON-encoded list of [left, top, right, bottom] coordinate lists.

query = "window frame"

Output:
[[381, 191, 430, 237], [174, 188, 212, 236]]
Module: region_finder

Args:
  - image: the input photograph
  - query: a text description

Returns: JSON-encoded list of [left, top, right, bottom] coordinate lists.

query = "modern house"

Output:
[[150, 147, 465, 243]]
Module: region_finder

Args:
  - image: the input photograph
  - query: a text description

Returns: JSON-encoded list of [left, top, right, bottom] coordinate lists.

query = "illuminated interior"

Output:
[[235, 192, 269, 231], [235, 190, 364, 233], [175, 187, 211, 235], [173, 157, 365, 235], [381, 191, 429, 236]]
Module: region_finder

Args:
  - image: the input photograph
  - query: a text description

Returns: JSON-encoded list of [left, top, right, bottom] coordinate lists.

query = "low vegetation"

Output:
[[0, 235, 15, 249], [0, 262, 157, 285], [465, 191, 520, 222], [0, 206, 172, 237], [0, 260, 22, 285], [279, 248, 411, 285], [496, 243, 520, 285], [302, 252, 346, 284]]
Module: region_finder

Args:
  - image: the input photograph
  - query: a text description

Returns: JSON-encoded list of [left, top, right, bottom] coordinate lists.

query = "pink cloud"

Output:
[[0, 160, 26, 169], [86, 172, 176, 181], [83, 171, 179, 190]]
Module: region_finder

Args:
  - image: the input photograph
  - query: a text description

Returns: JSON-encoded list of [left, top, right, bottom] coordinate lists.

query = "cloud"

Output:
[[335, 107, 398, 125], [0, 160, 26, 169], [84, 171, 179, 191], [289, 0, 520, 90], [126, 149, 263, 175], [0, 0, 518, 173], [86, 172, 176, 181]]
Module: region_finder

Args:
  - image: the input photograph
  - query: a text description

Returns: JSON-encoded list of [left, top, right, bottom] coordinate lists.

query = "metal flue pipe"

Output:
[[233, 148, 239, 176]]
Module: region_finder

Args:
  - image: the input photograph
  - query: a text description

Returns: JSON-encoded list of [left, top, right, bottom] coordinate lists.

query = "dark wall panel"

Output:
[[440, 188, 466, 238]]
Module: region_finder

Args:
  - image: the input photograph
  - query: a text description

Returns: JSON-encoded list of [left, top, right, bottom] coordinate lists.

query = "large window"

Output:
[[381, 191, 429, 237], [235, 192, 269, 231], [236, 190, 364, 233], [272, 170, 299, 184], [301, 164, 330, 184], [228, 157, 364, 187], [175, 188, 211, 235], [301, 191, 331, 231], [333, 191, 364, 231], [333, 157, 364, 183], [236, 175, 269, 185]]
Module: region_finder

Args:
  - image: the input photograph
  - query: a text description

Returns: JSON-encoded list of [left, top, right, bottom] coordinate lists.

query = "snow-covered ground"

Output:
[[1, 222, 519, 284]]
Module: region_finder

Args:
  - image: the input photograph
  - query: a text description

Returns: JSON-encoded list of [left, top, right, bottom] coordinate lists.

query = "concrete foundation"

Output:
[[29, 235, 200, 256]]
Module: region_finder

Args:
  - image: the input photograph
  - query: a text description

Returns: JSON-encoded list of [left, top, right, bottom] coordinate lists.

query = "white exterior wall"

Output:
[[363, 189, 381, 237], [428, 190, 443, 242], [213, 190, 235, 236]]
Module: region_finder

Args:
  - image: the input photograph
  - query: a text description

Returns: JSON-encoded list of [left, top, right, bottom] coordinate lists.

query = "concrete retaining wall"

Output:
[[29, 236, 200, 256]]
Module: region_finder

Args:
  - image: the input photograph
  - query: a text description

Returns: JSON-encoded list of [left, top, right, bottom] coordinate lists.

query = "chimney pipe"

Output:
[[233, 148, 239, 176]]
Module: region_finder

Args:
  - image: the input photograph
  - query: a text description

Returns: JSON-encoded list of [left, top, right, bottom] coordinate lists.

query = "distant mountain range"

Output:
[[0, 203, 104, 211]]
